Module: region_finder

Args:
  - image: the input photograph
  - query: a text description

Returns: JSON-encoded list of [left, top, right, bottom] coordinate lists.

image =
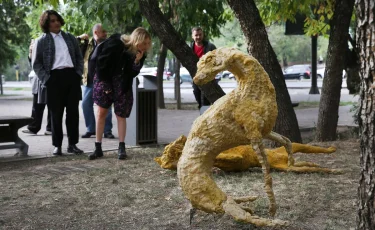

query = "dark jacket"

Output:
[[96, 33, 146, 93], [33, 31, 83, 103], [189, 40, 217, 55], [78, 38, 96, 86]]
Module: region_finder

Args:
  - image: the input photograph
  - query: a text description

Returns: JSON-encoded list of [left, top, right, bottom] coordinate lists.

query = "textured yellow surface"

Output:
[[156, 135, 339, 173], [176, 48, 292, 227]]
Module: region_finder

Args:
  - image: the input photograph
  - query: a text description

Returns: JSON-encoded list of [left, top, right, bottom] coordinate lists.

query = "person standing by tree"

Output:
[[89, 27, 151, 160], [33, 10, 84, 156], [22, 38, 52, 136], [77, 24, 115, 139], [189, 27, 216, 109]]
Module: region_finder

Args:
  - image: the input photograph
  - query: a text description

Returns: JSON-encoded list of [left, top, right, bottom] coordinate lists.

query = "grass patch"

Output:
[[0, 138, 359, 229]]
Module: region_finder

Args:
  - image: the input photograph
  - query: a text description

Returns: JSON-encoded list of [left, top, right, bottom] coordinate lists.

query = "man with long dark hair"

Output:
[[33, 10, 84, 156]]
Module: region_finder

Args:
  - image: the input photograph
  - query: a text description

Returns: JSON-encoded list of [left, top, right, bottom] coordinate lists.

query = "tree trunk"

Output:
[[315, 0, 354, 141], [356, 0, 375, 228], [138, 0, 225, 103], [157, 43, 167, 109], [174, 59, 181, 110], [227, 0, 302, 143]]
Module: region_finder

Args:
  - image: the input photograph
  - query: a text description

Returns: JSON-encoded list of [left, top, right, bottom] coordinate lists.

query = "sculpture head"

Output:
[[194, 48, 233, 85]]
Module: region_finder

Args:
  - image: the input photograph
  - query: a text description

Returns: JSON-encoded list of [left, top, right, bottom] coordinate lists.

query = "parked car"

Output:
[[316, 67, 346, 79], [221, 70, 232, 78], [173, 73, 193, 84], [283, 64, 311, 80], [139, 67, 172, 80]]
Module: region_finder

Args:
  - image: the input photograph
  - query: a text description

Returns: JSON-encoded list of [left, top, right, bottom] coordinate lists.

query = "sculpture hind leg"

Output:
[[252, 142, 276, 216], [267, 131, 294, 166]]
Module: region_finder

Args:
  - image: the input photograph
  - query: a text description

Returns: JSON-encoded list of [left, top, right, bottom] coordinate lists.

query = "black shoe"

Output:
[[52, 147, 62, 156], [118, 142, 127, 160], [81, 132, 95, 138], [89, 142, 104, 160], [67, 145, 84, 155], [104, 132, 115, 139]]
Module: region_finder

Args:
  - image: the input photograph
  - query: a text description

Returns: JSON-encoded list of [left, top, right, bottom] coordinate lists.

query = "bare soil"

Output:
[[0, 137, 360, 230]]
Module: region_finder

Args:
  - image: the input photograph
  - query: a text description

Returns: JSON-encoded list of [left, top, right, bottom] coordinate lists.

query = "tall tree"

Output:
[[315, 0, 355, 141], [227, 0, 302, 142], [356, 0, 375, 228], [157, 44, 167, 108], [138, 0, 226, 105], [0, 0, 31, 73]]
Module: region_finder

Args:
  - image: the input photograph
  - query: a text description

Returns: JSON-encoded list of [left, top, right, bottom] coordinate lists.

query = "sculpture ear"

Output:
[[204, 56, 212, 64]]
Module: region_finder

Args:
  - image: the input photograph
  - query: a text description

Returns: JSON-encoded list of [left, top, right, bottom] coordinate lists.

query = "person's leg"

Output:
[[45, 107, 51, 133], [65, 69, 83, 154], [88, 105, 108, 160], [47, 70, 65, 150], [116, 115, 126, 143], [192, 82, 202, 108], [96, 106, 109, 143], [104, 105, 114, 138], [113, 83, 133, 160], [25, 93, 45, 134], [89, 73, 113, 160], [81, 85, 96, 136]]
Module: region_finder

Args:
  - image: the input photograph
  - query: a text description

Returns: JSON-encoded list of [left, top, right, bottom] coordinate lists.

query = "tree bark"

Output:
[[174, 59, 181, 109], [315, 0, 355, 141], [138, 0, 225, 104], [157, 43, 167, 109], [227, 0, 302, 143], [356, 0, 375, 228]]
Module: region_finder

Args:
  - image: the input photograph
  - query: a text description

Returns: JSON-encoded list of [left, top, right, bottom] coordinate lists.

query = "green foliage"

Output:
[[257, 0, 335, 36], [0, 0, 32, 72], [211, 17, 246, 52], [267, 24, 329, 65], [168, 0, 230, 40]]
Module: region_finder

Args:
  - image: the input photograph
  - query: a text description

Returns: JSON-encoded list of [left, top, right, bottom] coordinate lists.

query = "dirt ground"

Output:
[[0, 134, 360, 230]]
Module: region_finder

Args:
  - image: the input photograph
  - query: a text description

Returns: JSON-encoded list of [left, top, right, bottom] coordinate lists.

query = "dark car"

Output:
[[283, 64, 311, 80]]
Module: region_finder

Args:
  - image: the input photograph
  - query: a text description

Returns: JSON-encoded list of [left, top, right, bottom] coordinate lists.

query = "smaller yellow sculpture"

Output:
[[155, 135, 340, 173]]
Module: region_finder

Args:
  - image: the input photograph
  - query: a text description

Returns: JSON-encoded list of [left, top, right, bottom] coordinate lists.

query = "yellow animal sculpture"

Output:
[[177, 48, 293, 227], [155, 135, 339, 173]]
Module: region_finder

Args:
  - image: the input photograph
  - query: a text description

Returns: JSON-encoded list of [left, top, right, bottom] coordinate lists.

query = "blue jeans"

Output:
[[82, 85, 113, 134]]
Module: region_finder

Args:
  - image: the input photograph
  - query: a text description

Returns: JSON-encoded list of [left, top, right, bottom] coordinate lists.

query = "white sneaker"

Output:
[[22, 129, 37, 134], [44, 131, 52, 135]]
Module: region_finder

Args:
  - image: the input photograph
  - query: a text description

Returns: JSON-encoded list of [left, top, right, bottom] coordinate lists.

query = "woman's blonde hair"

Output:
[[121, 27, 151, 54]]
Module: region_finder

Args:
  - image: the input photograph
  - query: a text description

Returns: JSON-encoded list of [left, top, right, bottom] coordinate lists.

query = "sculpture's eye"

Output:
[[205, 56, 212, 63]]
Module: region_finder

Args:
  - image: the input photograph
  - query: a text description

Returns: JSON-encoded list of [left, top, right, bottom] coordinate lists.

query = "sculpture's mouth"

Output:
[[193, 72, 215, 85]]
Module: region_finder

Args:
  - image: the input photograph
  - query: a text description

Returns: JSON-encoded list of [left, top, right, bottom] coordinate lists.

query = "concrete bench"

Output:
[[0, 116, 33, 156]]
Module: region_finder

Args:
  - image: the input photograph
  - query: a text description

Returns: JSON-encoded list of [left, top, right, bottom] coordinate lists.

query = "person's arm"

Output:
[[77, 34, 89, 56], [33, 37, 48, 85], [129, 54, 146, 78], [71, 34, 84, 76]]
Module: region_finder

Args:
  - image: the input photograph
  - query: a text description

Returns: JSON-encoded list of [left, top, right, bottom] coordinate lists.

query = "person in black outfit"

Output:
[[33, 10, 84, 156], [189, 27, 216, 109], [88, 27, 151, 160], [22, 38, 52, 135]]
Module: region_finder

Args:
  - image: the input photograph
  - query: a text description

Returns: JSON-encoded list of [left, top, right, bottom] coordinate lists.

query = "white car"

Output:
[[316, 68, 346, 78]]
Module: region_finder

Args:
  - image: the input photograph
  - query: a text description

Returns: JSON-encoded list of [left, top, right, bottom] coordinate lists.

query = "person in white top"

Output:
[[33, 10, 84, 156]]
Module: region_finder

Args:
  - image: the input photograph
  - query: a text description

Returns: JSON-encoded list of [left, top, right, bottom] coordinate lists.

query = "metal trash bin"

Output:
[[126, 75, 158, 145]]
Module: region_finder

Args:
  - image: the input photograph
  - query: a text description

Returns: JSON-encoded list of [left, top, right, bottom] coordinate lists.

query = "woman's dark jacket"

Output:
[[96, 33, 146, 93]]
